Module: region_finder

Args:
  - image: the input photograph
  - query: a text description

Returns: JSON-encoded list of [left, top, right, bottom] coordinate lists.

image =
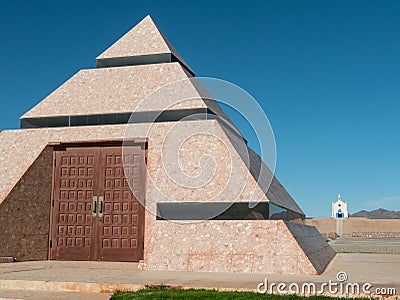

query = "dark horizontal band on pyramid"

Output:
[[19, 108, 246, 143], [96, 53, 194, 76], [20, 108, 209, 128], [156, 201, 303, 221]]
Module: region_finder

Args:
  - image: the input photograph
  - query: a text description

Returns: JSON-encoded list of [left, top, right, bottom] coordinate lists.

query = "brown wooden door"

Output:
[[97, 146, 145, 261], [50, 145, 145, 262], [50, 147, 100, 260]]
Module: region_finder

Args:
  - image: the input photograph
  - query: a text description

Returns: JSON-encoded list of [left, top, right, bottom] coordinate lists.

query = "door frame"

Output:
[[48, 139, 148, 261]]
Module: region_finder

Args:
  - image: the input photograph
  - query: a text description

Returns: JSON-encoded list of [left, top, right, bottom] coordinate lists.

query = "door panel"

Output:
[[50, 147, 100, 260], [50, 145, 145, 262], [97, 146, 145, 261]]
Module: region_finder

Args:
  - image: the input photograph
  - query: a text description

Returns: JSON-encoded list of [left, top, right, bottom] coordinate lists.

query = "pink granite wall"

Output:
[[0, 147, 52, 261], [141, 220, 334, 274], [0, 121, 335, 272]]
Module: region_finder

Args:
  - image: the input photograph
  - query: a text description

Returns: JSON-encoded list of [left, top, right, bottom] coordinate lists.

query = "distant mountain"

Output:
[[351, 208, 400, 219]]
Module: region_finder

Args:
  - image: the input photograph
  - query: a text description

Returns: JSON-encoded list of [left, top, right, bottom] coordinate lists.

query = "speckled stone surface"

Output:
[[0, 120, 331, 273], [141, 220, 332, 274], [21, 63, 204, 119], [97, 16, 171, 59], [0, 147, 53, 260], [96, 15, 192, 73], [0, 120, 275, 263], [0, 120, 266, 206], [0, 124, 128, 205]]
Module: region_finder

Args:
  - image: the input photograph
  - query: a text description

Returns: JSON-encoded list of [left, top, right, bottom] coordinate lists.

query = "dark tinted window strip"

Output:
[[96, 53, 172, 69], [156, 202, 304, 221], [95, 54, 195, 76], [20, 109, 212, 129]]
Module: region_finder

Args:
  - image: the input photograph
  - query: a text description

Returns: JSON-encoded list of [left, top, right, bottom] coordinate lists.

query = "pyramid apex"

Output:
[[143, 14, 154, 20], [96, 16, 194, 75], [140, 14, 155, 23]]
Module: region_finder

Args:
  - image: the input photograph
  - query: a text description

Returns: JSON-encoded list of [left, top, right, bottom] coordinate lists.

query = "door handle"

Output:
[[98, 196, 104, 218], [92, 196, 97, 217]]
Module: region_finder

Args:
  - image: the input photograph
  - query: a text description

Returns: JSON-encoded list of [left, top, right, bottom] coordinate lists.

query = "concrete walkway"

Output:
[[0, 253, 399, 299], [329, 237, 400, 254]]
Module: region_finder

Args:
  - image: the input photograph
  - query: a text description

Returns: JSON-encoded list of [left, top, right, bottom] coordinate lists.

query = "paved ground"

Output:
[[329, 237, 400, 254], [0, 289, 109, 300], [0, 253, 399, 299]]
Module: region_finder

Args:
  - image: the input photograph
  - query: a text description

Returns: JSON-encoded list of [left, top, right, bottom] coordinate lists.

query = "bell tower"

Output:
[[332, 194, 349, 218]]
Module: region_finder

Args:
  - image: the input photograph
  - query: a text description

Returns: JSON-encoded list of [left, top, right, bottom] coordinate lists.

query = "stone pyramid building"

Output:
[[0, 16, 335, 274]]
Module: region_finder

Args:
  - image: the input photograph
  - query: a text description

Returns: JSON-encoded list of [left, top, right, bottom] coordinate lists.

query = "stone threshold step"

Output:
[[0, 280, 142, 294]]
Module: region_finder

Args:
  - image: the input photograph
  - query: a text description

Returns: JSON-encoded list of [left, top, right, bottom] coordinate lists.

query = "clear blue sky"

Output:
[[1, 0, 399, 217]]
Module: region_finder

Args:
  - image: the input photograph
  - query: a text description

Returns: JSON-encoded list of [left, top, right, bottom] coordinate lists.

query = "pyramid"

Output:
[[0, 16, 334, 274], [96, 15, 193, 74]]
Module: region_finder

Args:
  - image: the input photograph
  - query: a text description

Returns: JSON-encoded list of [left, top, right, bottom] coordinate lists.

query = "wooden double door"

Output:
[[49, 145, 145, 262]]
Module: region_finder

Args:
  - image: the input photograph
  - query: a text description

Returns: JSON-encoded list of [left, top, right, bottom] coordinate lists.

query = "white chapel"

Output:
[[332, 194, 348, 218]]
